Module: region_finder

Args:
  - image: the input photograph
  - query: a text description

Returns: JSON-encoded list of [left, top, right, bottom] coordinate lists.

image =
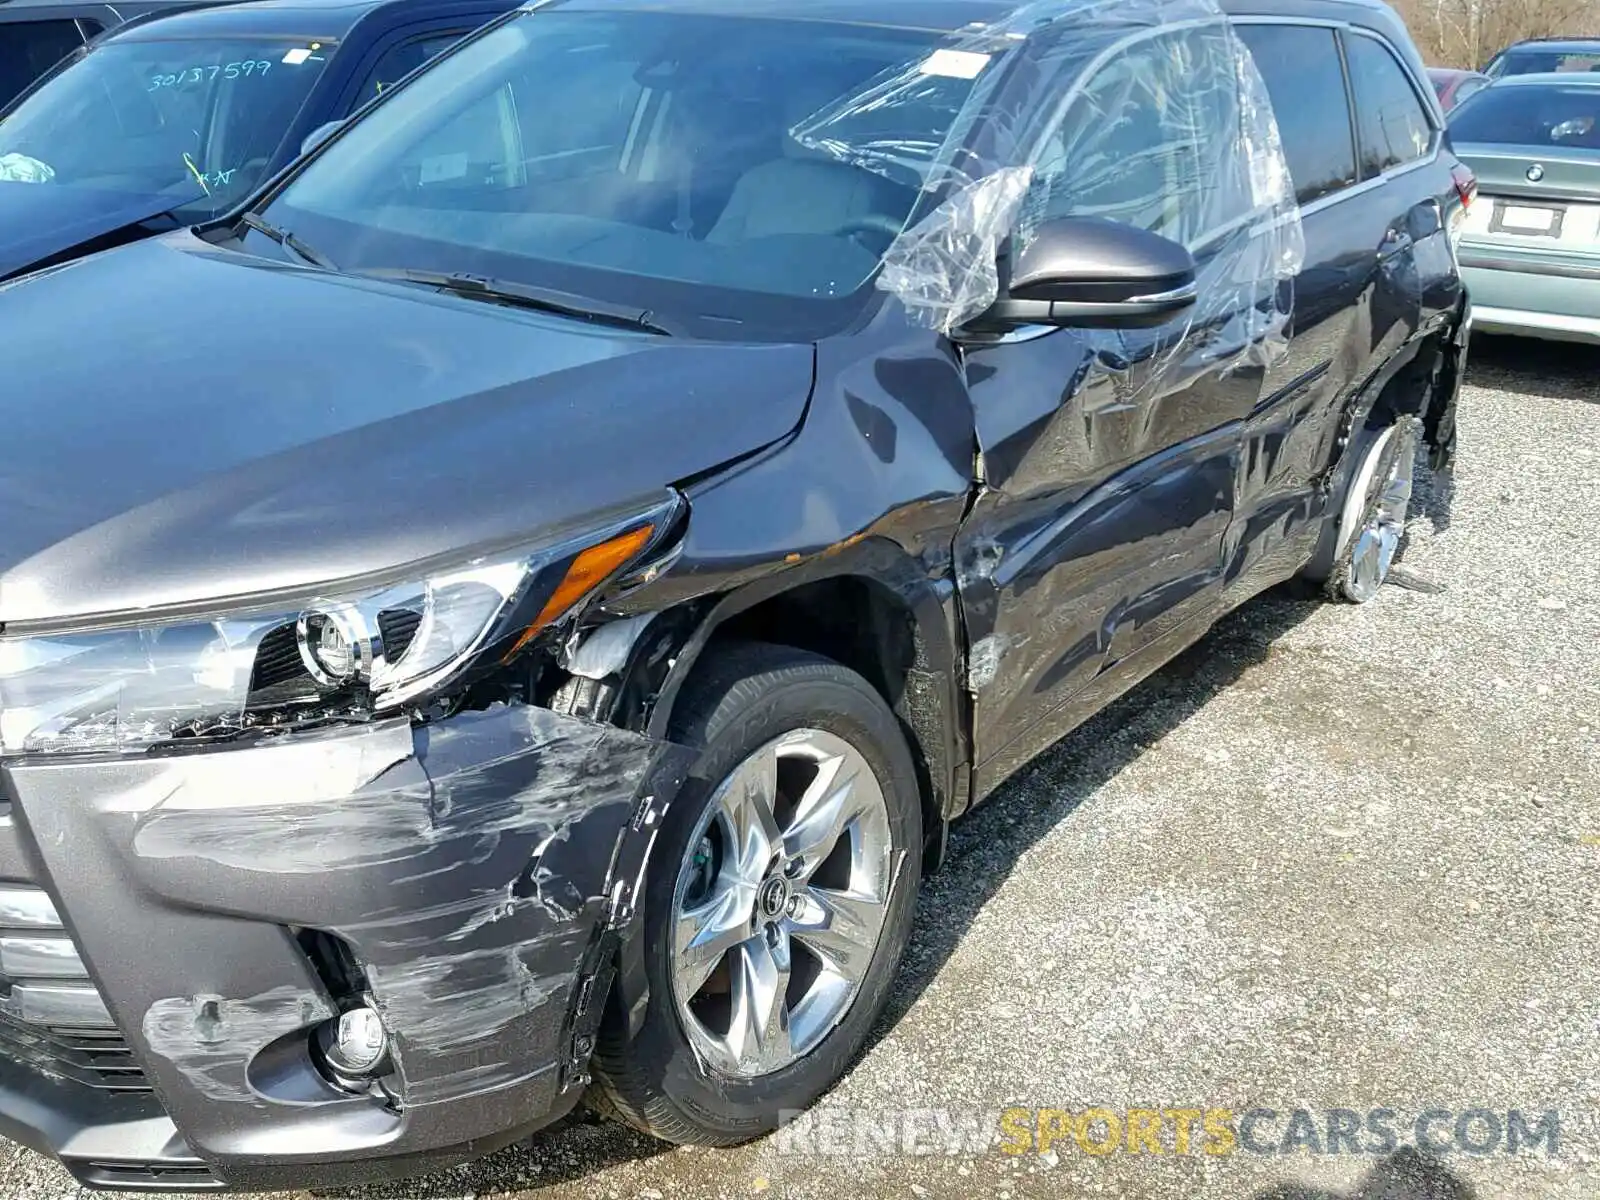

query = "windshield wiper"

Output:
[[236, 211, 338, 271], [359, 268, 672, 336]]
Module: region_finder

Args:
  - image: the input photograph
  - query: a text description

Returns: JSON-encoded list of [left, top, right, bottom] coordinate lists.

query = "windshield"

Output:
[[0, 35, 332, 218], [1487, 49, 1600, 78], [262, 11, 988, 337], [1450, 84, 1600, 148]]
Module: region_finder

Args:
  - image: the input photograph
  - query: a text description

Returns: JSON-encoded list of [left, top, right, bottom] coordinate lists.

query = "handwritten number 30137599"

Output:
[[149, 61, 274, 90]]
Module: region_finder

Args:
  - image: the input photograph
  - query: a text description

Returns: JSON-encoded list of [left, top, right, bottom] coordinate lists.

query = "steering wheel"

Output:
[[831, 213, 904, 253]]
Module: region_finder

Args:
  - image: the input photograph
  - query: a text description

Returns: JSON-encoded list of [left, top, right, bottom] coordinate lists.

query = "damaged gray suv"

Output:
[[0, 0, 1467, 1189]]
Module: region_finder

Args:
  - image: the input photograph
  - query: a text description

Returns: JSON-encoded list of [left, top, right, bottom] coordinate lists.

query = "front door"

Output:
[[955, 20, 1280, 798]]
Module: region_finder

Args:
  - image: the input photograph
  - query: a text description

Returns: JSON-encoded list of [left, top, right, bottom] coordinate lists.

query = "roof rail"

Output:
[[1509, 35, 1600, 45]]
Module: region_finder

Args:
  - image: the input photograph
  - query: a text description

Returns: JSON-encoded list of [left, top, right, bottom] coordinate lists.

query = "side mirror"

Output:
[[969, 216, 1198, 333], [300, 119, 345, 158]]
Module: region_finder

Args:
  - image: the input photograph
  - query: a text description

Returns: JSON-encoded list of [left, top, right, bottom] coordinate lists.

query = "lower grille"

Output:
[[0, 884, 150, 1092], [78, 1161, 222, 1190]]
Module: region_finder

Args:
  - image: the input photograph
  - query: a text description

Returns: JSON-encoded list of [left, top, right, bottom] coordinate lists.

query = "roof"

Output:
[[1428, 67, 1488, 82], [0, 0, 214, 11], [1497, 38, 1600, 55], [555, 0, 1398, 36], [107, 0, 394, 39], [553, 0, 1028, 35], [1483, 70, 1600, 87]]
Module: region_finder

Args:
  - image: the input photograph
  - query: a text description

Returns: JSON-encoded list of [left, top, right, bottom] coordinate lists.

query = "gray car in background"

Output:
[[1484, 36, 1600, 79], [0, 0, 228, 105], [1450, 72, 1600, 342]]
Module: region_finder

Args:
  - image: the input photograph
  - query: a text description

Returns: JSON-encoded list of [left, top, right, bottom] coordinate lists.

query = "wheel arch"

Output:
[[641, 544, 968, 854], [579, 541, 963, 1053]]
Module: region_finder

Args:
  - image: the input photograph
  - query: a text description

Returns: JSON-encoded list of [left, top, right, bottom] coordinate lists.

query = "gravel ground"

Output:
[[5, 335, 1598, 1200]]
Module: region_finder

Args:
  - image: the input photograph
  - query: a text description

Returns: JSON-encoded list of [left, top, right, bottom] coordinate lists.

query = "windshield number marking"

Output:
[[149, 61, 273, 90]]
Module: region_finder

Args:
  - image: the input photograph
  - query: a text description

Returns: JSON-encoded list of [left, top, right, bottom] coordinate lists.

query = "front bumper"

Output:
[[0, 704, 689, 1191]]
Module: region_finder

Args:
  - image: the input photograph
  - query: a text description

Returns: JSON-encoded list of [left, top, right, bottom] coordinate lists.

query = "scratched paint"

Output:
[[122, 702, 690, 1110], [141, 985, 333, 1103]]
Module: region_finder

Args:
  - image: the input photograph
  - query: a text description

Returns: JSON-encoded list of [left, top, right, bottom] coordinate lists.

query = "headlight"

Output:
[[0, 497, 679, 756]]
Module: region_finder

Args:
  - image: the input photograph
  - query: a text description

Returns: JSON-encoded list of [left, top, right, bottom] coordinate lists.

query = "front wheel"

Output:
[[590, 642, 922, 1145]]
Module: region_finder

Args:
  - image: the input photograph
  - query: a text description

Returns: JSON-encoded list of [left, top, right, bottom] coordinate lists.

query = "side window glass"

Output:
[[0, 20, 86, 107], [395, 84, 522, 189], [510, 53, 639, 167], [1345, 35, 1433, 175], [355, 33, 461, 105], [391, 39, 641, 191], [1236, 24, 1357, 206], [1018, 25, 1256, 255]]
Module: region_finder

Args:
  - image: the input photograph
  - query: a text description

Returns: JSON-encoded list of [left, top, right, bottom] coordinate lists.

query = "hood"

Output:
[[0, 182, 191, 281], [0, 234, 815, 626]]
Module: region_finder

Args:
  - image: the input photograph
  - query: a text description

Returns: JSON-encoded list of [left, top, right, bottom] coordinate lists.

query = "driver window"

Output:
[[1017, 25, 1252, 256], [392, 54, 641, 192], [395, 84, 523, 189]]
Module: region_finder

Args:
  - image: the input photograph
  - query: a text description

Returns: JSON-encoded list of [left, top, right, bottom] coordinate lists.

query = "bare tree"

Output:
[[1390, 0, 1600, 68]]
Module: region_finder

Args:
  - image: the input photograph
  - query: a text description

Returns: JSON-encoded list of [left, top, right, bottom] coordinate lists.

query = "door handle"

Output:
[[1376, 228, 1414, 262]]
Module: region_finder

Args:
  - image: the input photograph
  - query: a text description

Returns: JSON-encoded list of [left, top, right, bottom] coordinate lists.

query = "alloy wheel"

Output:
[[1341, 420, 1420, 603], [669, 728, 894, 1078]]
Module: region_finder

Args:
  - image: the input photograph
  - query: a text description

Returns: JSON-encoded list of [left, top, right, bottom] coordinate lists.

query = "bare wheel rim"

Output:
[[1345, 420, 1419, 603], [669, 728, 894, 1078]]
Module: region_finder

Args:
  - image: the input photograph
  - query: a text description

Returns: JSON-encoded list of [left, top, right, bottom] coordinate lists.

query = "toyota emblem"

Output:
[[1527, 164, 1546, 182]]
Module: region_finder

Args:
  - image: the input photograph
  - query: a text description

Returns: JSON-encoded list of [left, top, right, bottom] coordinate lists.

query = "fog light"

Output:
[[317, 1006, 390, 1079]]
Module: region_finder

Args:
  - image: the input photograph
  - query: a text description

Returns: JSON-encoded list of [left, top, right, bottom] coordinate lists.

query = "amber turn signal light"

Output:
[[503, 523, 656, 659]]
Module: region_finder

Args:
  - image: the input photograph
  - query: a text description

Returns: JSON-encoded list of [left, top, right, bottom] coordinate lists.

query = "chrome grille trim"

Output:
[[0, 881, 149, 1089], [0, 934, 87, 978], [0, 884, 61, 928]]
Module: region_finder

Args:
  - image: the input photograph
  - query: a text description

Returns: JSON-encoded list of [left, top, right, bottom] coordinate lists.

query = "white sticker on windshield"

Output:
[[282, 47, 313, 65], [918, 49, 991, 79], [419, 153, 469, 184]]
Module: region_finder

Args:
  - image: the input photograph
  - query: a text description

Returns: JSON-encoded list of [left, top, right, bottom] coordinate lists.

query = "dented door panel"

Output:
[[1225, 195, 1373, 596], [956, 321, 1260, 788]]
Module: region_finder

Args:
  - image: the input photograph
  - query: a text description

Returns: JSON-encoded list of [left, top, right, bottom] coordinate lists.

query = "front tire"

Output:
[[590, 642, 922, 1145]]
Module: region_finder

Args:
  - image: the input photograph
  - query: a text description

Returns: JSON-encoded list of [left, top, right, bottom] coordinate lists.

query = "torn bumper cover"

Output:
[[0, 704, 690, 1191]]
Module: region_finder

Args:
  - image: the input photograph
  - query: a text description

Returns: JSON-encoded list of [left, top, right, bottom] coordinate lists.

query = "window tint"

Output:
[[1236, 24, 1357, 205], [1491, 50, 1600, 78], [389, 48, 641, 192], [1021, 24, 1258, 253], [356, 33, 462, 104], [0, 36, 329, 214], [1449, 84, 1600, 148], [1345, 35, 1433, 175], [270, 12, 977, 330], [0, 20, 85, 107]]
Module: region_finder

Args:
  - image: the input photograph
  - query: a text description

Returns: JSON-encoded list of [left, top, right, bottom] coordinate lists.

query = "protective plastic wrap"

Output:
[[792, 0, 1304, 379]]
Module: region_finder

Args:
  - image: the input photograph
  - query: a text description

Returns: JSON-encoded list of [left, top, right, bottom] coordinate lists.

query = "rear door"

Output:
[[1344, 29, 1457, 348], [1226, 20, 1365, 598], [1226, 18, 1457, 599]]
